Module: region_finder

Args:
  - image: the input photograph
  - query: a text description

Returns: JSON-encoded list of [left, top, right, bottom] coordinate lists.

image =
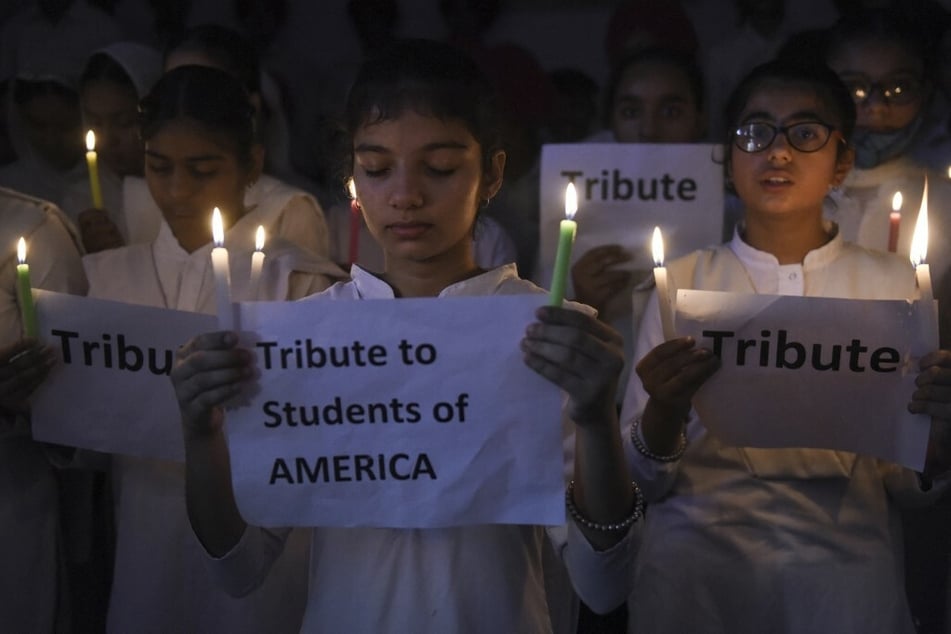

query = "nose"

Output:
[[167, 169, 194, 204], [638, 112, 658, 142], [766, 129, 793, 163], [388, 168, 424, 209], [858, 93, 889, 127]]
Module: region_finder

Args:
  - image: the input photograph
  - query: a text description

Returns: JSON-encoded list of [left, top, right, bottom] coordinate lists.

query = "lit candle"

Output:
[[85, 130, 103, 209], [248, 225, 265, 300], [652, 226, 676, 341], [346, 177, 361, 267], [15, 237, 37, 338], [910, 178, 932, 301], [548, 182, 578, 306], [210, 208, 233, 329], [888, 191, 902, 253]]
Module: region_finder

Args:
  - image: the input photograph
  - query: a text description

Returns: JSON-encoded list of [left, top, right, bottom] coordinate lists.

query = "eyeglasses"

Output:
[[732, 121, 837, 153], [842, 76, 922, 105]]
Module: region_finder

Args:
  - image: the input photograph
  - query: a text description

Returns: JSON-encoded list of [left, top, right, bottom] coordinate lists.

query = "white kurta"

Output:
[[0, 187, 87, 633], [621, 229, 942, 634], [204, 264, 638, 633], [83, 205, 346, 634]]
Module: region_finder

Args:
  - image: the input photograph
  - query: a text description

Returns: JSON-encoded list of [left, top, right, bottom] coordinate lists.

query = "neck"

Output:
[[382, 243, 482, 298], [743, 210, 830, 264]]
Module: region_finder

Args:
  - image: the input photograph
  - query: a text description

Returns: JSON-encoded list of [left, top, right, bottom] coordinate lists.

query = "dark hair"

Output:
[[344, 38, 504, 176], [138, 65, 256, 166], [163, 23, 261, 94], [12, 78, 78, 106], [724, 59, 856, 147], [80, 52, 136, 94], [826, 9, 931, 74], [602, 47, 704, 128]]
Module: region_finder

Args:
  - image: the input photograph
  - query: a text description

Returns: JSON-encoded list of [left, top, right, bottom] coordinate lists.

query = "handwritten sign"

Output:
[[538, 143, 724, 284], [31, 290, 215, 461], [676, 289, 937, 470], [226, 294, 566, 528]]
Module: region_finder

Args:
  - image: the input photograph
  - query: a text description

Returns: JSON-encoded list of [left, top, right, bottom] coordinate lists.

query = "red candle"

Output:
[[887, 191, 902, 253]]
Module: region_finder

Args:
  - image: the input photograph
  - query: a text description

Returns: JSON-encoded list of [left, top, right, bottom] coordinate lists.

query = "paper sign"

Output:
[[538, 143, 724, 283], [226, 294, 566, 529], [676, 289, 937, 470], [31, 290, 215, 461]]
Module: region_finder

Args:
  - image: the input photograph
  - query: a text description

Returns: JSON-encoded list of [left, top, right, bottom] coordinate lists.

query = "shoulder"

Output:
[[667, 244, 734, 279], [0, 186, 79, 243]]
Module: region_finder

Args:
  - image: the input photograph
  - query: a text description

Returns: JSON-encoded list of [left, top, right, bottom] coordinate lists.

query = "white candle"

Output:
[[652, 226, 676, 341], [248, 225, 265, 300], [910, 178, 932, 301], [210, 208, 233, 329]]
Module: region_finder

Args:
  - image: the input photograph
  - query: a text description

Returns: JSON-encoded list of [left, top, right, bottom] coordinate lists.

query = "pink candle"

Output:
[[888, 191, 902, 253]]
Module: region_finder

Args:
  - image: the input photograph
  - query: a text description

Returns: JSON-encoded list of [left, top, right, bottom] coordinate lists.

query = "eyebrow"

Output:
[[354, 141, 470, 154], [741, 110, 827, 123], [144, 150, 225, 163]]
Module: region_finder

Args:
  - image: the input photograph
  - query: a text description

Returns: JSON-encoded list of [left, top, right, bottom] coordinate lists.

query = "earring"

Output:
[[481, 196, 492, 209]]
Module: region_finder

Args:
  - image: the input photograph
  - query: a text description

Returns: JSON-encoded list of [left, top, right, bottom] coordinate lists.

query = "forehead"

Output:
[[828, 38, 923, 77], [615, 60, 695, 101], [145, 119, 235, 156], [738, 83, 835, 123], [354, 110, 478, 150]]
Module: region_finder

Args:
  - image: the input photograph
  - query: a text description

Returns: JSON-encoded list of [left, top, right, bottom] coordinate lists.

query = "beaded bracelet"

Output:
[[631, 416, 687, 462], [565, 479, 644, 532]]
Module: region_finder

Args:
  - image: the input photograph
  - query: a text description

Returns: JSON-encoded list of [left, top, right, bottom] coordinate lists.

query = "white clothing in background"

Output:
[[205, 264, 638, 633], [84, 203, 345, 634], [0, 187, 87, 633], [621, 228, 941, 634]]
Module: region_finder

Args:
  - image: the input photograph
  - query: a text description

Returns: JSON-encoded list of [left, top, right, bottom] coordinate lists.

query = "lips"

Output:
[[388, 222, 432, 239], [759, 171, 794, 188]]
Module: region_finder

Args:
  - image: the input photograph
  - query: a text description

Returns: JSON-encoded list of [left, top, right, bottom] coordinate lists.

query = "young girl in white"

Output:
[[172, 39, 639, 633]]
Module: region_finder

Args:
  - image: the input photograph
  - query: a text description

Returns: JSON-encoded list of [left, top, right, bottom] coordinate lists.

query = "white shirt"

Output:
[[0, 187, 87, 633], [207, 264, 638, 633], [84, 209, 344, 634], [620, 229, 940, 634]]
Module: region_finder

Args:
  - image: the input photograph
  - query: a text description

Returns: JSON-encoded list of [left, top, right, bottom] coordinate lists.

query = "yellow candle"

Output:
[[210, 208, 233, 329], [16, 237, 37, 337], [910, 178, 932, 300], [652, 227, 676, 341], [248, 225, 265, 300], [548, 182, 578, 306], [85, 130, 104, 209]]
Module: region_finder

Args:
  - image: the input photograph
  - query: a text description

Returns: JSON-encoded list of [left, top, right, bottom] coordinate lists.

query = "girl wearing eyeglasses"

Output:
[[824, 9, 951, 344], [618, 58, 951, 633]]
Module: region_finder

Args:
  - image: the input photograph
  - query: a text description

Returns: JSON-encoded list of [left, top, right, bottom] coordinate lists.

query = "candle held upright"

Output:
[[16, 237, 37, 337], [548, 182, 578, 306], [85, 130, 104, 209], [888, 191, 902, 253], [248, 225, 265, 300], [910, 178, 932, 300], [347, 177, 360, 267], [210, 208, 234, 329], [652, 227, 676, 341]]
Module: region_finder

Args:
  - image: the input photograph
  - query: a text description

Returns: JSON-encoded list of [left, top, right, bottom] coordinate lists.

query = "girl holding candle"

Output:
[[171, 39, 638, 632], [621, 58, 951, 633], [80, 65, 345, 633]]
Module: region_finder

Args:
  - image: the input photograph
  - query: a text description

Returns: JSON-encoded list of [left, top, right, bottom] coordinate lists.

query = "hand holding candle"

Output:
[[888, 191, 902, 253], [248, 225, 265, 300], [210, 208, 234, 329], [548, 182, 578, 306], [15, 237, 37, 337], [85, 130, 104, 209], [652, 227, 676, 341]]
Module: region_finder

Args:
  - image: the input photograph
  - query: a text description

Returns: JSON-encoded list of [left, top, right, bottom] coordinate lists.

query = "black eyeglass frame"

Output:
[[842, 76, 923, 106], [731, 121, 841, 154]]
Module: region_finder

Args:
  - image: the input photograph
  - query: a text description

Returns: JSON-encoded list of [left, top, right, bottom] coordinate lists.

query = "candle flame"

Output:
[[255, 225, 265, 251], [211, 208, 224, 246], [892, 191, 902, 212], [347, 177, 357, 200], [85, 130, 96, 152], [910, 177, 929, 268], [564, 182, 577, 220], [651, 226, 665, 267], [17, 237, 26, 264]]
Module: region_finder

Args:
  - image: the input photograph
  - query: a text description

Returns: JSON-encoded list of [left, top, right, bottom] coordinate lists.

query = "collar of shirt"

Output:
[[347, 263, 521, 299], [728, 221, 842, 295]]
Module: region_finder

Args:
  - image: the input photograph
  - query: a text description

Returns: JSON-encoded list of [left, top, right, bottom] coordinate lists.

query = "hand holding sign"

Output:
[[912, 350, 951, 478], [570, 245, 635, 315], [171, 331, 254, 440]]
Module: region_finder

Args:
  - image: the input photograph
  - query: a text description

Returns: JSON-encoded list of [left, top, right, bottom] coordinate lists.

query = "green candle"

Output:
[[549, 182, 578, 306], [16, 237, 37, 337]]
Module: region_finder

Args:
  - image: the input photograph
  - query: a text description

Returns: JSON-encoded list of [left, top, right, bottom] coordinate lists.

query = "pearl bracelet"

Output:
[[631, 416, 687, 462], [565, 479, 644, 532]]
